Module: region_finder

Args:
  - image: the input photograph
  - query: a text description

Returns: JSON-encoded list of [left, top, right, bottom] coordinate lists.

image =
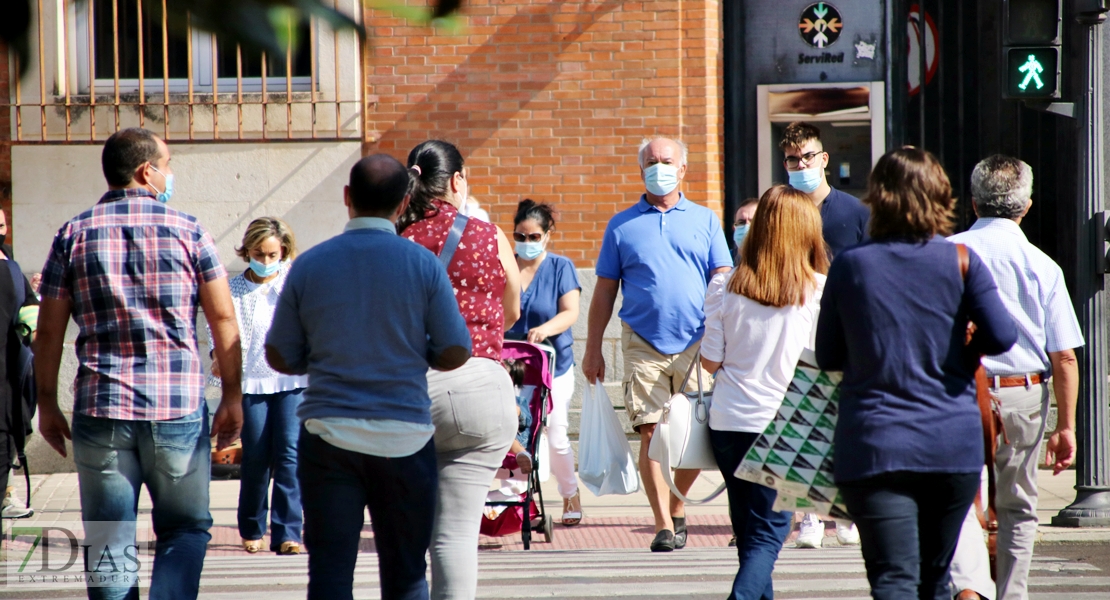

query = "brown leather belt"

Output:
[[991, 373, 1044, 388]]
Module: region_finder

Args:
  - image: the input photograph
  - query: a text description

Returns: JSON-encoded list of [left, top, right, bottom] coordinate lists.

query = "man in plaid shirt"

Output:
[[35, 128, 243, 600]]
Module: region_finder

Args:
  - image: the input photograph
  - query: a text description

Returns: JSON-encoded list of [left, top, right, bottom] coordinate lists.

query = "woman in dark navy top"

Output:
[[815, 148, 1017, 600], [505, 199, 584, 526]]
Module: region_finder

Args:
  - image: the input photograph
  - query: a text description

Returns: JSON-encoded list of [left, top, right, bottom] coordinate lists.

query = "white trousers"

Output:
[[546, 367, 580, 499]]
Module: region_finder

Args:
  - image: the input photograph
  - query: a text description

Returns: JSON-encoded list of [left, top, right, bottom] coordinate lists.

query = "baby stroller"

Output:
[[481, 340, 556, 549]]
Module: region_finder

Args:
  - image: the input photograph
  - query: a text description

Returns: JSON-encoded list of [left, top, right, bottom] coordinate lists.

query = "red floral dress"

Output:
[[403, 200, 506, 361]]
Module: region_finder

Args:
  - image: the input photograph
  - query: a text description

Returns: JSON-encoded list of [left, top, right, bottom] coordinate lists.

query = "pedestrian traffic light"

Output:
[[1002, 0, 1062, 100]]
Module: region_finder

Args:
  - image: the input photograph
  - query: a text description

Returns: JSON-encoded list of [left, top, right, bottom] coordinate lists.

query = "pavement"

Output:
[[2, 468, 1109, 598]]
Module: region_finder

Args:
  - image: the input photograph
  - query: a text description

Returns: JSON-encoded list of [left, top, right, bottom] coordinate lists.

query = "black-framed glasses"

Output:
[[513, 232, 544, 243], [783, 151, 823, 169]]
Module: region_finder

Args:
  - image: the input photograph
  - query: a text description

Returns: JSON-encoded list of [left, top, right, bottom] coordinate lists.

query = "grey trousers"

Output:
[[950, 382, 1049, 600], [427, 357, 517, 600]]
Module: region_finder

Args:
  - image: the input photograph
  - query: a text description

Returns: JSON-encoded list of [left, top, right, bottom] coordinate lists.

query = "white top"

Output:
[[949, 218, 1083, 375], [700, 272, 826, 433]]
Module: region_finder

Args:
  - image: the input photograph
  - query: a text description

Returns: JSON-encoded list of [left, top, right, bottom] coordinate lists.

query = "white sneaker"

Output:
[[2, 490, 33, 519], [835, 521, 860, 545], [795, 513, 824, 548]]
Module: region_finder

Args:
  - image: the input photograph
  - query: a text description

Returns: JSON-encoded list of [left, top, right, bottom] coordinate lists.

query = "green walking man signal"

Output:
[[1018, 55, 1045, 90]]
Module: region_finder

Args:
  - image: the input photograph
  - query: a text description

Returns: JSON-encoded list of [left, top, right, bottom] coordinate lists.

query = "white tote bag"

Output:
[[648, 351, 726, 504], [578, 381, 640, 496]]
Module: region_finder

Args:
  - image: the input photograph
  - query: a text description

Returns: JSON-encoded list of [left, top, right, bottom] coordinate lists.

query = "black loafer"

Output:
[[672, 517, 687, 549], [650, 529, 676, 552]]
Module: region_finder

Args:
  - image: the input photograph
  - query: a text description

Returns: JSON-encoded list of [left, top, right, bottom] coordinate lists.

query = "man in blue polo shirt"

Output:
[[266, 154, 472, 600], [582, 137, 732, 552], [781, 121, 870, 260]]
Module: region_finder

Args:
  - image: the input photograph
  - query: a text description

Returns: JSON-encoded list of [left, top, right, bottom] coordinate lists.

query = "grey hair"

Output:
[[970, 155, 1034, 219], [638, 137, 688, 168]]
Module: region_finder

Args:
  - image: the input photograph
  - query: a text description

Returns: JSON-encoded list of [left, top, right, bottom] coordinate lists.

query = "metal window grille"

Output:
[[3, 0, 366, 143]]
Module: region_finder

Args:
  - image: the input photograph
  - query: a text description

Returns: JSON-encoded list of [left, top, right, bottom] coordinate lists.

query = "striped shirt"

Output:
[[39, 189, 227, 420], [949, 217, 1084, 376]]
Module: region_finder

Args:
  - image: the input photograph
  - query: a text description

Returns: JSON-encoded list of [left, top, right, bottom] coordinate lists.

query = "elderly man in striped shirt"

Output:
[[947, 155, 1083, 600], [35, 128, 243, 600]]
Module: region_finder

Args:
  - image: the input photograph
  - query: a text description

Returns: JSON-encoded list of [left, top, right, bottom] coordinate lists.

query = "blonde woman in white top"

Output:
[[211, 218, 308, 555], [699, 185, 829, 600]]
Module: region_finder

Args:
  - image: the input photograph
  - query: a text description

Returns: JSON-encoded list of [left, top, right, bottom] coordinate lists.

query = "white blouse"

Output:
[[700, 272, 825, 433], [209, 262, 308, 395]]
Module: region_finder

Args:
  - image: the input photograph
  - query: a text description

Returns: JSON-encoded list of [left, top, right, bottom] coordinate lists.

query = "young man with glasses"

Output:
[[780, 122, 870, 259], [779, 121, 869, 550]]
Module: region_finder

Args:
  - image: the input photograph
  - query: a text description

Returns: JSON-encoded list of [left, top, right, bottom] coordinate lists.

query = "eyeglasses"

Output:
[[783, 151, 824, 169], [513, 232, 545, 243]]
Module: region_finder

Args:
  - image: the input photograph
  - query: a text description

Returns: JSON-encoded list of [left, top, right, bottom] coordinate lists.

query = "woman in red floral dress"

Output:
[[399, 140, 521, 600]]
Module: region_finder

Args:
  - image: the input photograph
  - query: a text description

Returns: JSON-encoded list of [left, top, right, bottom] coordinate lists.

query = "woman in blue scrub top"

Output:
[[506, 199, 584, 526]]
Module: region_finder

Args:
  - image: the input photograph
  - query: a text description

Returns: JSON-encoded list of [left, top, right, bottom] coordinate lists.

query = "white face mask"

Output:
[[644, 163, 680, 196]]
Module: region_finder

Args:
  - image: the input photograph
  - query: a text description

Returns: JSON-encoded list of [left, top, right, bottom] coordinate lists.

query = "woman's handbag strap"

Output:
[[654, 417, 727, 505]]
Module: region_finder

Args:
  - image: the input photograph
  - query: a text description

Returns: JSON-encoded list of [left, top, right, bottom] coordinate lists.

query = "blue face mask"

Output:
[[515, 241, 545, 260], [644, 163, 680, 196], [788, 165, 823, 194], [149, 166, 174, 203], [249, 258, 282, 278], [732, 224, 750, 248]]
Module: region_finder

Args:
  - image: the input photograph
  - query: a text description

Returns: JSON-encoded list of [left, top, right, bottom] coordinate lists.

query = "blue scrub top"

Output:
[[506, 253, 581, 377]]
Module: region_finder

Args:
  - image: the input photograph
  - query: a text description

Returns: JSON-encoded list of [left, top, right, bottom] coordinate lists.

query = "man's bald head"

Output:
[[638, 137, 688, 169], [347, 154, 412, 216]]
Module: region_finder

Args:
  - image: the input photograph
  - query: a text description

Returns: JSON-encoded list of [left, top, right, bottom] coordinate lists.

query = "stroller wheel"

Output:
[[542, 513, 554, 543]]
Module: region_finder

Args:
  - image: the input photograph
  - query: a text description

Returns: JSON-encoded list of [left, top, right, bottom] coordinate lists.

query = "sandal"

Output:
[[562, 490, 583, 527], [242, 538, 264, 553], [278, 541, 302, 555]]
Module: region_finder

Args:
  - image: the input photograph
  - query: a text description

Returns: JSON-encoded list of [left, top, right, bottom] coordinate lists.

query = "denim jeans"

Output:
[[839, 471, 980, 600], [298, 426, 437, 600], [710, 428, 793, 600], [238, 389, 304, 549], [72, 404, 213, 600]]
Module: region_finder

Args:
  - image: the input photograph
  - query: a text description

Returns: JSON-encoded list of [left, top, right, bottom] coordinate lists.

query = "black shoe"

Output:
[[650, 529, 676, 552], [728, 535, 737, 547], [672, 516, 687, 549]]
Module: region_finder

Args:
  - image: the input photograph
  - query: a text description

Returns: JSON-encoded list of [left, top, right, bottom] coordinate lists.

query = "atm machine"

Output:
[[756, 81, 886, 199]]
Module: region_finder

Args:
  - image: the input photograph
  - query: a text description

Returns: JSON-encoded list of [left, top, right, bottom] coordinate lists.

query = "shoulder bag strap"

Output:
[[438, 212, 470, 268], [656, 349, 725, 504]]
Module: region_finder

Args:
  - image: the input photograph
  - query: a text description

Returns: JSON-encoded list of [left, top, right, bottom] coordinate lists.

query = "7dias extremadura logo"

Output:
[[3, 522, 154, 591]]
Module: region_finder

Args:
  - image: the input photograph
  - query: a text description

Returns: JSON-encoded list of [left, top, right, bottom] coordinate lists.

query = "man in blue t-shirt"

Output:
[[583, 137, 733, 552], [781, 122, 870, 260], [266, 154, 472, 600], [781, 121, 870, 549]]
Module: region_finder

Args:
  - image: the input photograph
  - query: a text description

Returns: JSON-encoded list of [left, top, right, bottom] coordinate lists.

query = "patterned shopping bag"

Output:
[[733, 361, 851, 520]]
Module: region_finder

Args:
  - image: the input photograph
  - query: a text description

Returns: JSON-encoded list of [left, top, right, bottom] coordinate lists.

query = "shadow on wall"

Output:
[[370, 0, 625, 159]]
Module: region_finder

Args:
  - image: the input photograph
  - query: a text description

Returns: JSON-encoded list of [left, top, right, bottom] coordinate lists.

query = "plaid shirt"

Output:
[[39, 189, 227, 420]]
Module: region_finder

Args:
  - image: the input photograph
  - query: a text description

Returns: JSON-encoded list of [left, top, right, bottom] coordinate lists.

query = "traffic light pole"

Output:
[[1052, 6, 1110, 527]]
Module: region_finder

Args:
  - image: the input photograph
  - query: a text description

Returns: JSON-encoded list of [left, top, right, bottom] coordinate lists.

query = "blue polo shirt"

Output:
[[267, 222, 472, 425], [596, 194, 733, 355], [820, 187, 871, 258]]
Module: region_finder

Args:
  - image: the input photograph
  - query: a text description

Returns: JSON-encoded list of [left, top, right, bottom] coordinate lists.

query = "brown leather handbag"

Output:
[[957, 243, 1005, 579]]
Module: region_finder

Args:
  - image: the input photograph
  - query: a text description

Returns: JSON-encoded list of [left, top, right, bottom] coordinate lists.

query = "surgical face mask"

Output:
[[732, 224, 749, 248], [249, 258, 281, 278], [644, 163, 680, 196], [788, 165, 823, 194], [149, 166, 175, 203], [515, 240, 545, 260]]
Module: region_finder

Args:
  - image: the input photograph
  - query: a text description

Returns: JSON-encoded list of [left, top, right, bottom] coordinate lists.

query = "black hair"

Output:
[[348, 154, 411, 215], [513, 199, 556, 232], [739, 196, 759, 209], [102, 128, 161, 187], [398, 140, 465, 232], [503, 359, 526, 387]]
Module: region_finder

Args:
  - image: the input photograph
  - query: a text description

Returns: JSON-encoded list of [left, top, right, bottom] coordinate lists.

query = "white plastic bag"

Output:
[[578, 381, 640, 496]]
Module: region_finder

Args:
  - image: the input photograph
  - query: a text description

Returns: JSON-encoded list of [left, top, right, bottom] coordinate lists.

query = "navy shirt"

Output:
[[268, 225, 472, 425], [506, 253, 581, 377], [820, 187, 870, 258], [815, 237, 1017, 483]]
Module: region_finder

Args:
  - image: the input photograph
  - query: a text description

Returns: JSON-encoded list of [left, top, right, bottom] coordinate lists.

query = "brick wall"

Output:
[[364, 0, 724, 266]]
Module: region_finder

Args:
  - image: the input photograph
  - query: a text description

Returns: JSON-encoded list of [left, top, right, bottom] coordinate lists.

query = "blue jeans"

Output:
[[72, 405, 213, 600], [298, 426, 438, 600], [710, 428, 793, 600], [839, 471, 980, 600], [238, 389, 304, 548]]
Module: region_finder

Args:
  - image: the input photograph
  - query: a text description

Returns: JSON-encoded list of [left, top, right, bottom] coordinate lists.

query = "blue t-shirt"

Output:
[[267, 228, 472, 425], [506, 253, 581, 376], [815, 237, 1018, 483], [820, 187, 871, 259], [596, 194, 733, 355]]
